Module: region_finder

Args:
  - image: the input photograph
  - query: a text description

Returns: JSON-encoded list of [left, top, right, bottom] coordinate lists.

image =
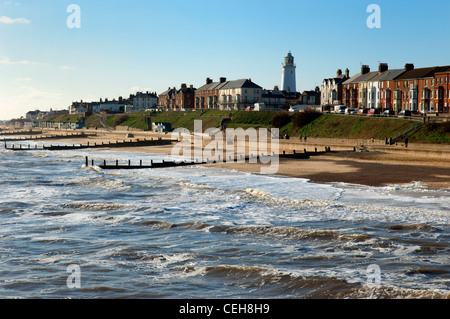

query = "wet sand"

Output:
[[6, 128, 450, 189]]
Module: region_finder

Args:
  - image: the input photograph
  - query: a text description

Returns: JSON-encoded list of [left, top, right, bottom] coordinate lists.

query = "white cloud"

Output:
[[14, 77, 32, 82], [0, 85, 67, 120], [0, 56, 46, 66], [59, 65, 75, 70], [0, 15, 30, 24], [3, 1, 21, 6]]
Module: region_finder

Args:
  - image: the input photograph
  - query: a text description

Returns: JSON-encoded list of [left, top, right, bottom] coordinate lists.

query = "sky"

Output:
[[1, 0, 449, 120]]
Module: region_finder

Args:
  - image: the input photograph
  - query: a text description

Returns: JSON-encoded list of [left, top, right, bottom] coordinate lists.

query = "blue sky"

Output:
[[1, 0, 449, 120]]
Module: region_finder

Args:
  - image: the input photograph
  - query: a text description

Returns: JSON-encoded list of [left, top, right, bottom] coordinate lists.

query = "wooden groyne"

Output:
[[0, 129, 43, 136], [279, 146, 356, 159], [0, 132, 96, 142], [4, 137, 175, 151], [85, 156, 211, 170]]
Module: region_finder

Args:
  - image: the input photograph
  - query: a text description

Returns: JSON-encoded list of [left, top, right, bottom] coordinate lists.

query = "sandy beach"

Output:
[[5, 128, 450, 189]]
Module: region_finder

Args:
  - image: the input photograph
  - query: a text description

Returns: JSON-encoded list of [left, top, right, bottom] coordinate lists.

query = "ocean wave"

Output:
[[387, 224, 438, 232], [139, 218, 372, 244], [175, 264, 449, 299], [68, 176, 131, 191], [243, 188, 450, 224], [140, 220, 210, 230], [336, 285, 449, 299], [62, 203, 131, 211], [210, 225, 372, 243], [174, 182, 217, 190]]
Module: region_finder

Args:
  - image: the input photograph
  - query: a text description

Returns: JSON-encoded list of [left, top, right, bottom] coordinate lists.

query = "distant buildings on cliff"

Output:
[[20, 52, 450, 120], [321, 63, 450, 114]]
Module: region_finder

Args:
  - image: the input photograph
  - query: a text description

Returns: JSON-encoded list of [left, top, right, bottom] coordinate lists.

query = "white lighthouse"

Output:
[[281, 51, 296, 92]]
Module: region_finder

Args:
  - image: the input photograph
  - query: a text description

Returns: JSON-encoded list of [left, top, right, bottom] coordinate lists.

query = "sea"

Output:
[[0, 140, 449, 299]]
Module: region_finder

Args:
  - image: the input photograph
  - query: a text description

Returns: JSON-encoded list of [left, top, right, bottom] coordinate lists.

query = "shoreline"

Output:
[[4, 128, 450, 190]]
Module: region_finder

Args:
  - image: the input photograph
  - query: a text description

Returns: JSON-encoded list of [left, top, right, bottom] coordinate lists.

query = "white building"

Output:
[[133, 91, 158, 111], [320, 69, 349, 107], [281, 52, 296, 92], [218, 79, 262, 110]]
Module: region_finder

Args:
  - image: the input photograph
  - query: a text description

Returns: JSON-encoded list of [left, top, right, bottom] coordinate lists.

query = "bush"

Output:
[[292, 108, 322, 128], [114, 114, 129, 126], [441, 121, 450, 133], [272, 111, 292, 128]]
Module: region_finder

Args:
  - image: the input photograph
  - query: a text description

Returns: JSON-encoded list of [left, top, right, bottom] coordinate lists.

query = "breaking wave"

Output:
[[62, 203, 131, 211], [176, 264, 450, 299]]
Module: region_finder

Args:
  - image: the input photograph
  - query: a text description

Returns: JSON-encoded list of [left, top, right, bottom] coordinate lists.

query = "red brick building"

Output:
[[394, 65, 450, 114], [175, 84, 196, 109], [158, 87, 176, 109], [432, 67, 450, 113], [195, 77, 228, 109]]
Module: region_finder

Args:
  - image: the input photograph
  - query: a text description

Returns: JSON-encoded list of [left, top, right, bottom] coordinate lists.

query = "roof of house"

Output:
[[262, 90, 286, 98], [435, 65, 450, 74], [177, 86, 196, 94], [220, 79, 262, 90], [395, 67, 439, 80], [356, 71, 379, 83], [196, 81, 228, 92], [369, 68, 407, 82], [159, 88, 177, 97], [323, 74, 348, 85]]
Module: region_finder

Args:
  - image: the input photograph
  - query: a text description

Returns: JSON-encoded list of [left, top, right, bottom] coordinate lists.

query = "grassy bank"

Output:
[[99, 110, 276, 132], [42, 110, 450, 144], [409, 122, 450, 143], [292, 114, 419, 140]]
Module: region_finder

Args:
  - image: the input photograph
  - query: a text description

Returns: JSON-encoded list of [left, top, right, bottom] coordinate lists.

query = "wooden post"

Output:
[[116, 160, 118, 167], [140, 160, 142, 167], [128, 160, 131, 166], [85, 156, 88, 166]]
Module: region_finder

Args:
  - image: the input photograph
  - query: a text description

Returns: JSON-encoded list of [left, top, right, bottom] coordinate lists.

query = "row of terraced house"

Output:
[[321, 63, 450, 114]]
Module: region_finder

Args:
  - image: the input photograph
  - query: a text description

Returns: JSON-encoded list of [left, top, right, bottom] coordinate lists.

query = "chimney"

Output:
[[206, 77, 212, 84], [345, 68, 350, 78], [361, 65, 370, 75], [337, 69, 343, 76], [220, 77, 227, 83], [248, 78, 252, 83], [379, 63, 388, 72], [405, 63, 414, 71]]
